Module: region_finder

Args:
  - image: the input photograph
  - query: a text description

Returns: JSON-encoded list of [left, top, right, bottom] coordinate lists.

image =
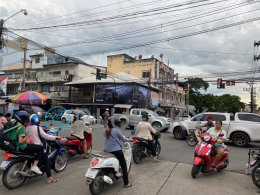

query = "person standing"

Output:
[[103, 108, 110, 127]]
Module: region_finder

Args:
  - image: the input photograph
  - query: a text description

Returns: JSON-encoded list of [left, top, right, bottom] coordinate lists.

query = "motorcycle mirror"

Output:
[[219, 133, 224, 137]]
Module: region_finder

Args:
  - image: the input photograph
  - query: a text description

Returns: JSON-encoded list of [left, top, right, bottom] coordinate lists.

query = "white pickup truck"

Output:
[[171, 112, 260, 147]]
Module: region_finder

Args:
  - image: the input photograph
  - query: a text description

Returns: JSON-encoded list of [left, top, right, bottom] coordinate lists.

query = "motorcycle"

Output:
[[247, 149, 260, 188], [132, 132, 161, 164], [191, 132, 229, 178], [0, 140, 68, 189], [85, 142, 132, 195], [60, 131, 92, 157], [186, 127, 207, 146]]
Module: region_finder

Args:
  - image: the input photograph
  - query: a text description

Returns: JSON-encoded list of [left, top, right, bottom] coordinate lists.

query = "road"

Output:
[[0, 123, 259, 194]]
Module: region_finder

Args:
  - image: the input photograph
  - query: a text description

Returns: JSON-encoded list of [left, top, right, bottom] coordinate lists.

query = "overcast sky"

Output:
[[1, 0, 260, 105]]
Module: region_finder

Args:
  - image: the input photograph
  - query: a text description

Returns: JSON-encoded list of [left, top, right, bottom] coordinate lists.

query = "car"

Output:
[[24, 106, 47, 120], [61, 109, 95, 125]]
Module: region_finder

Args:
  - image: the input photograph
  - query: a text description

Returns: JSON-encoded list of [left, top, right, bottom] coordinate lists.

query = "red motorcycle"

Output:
[[61, 131, 92, 157], [191, 133, 229, 178]]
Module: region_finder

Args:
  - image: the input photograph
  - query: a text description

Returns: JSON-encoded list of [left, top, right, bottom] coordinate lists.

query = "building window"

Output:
[[50, 71, 61, 77], [142, 71, 150, 78], [35, 57, 40, 64]]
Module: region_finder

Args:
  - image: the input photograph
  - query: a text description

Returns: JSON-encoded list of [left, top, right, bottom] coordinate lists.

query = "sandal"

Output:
[[83, 155, 90, 159], [48, 179, 59, 184], [124, 183, 132, 188]]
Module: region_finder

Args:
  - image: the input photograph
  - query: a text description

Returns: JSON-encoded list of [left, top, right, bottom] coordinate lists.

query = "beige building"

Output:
[[1, 51, 105, 103], [107, 54, 185, 118]]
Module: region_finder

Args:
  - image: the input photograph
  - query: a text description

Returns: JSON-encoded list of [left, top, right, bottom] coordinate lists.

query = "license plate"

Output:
[[85, 168, 98, 179], [0, 161, 11, 170]]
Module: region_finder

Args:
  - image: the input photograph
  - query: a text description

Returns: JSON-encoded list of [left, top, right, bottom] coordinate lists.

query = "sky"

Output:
[[1, 0, 260, 105]]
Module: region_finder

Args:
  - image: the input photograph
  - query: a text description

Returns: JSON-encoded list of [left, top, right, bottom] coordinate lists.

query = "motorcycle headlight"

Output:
[[203, 135, 210, 142]]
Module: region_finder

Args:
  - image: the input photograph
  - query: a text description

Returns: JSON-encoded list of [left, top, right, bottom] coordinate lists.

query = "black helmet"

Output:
[[108, 116, 121, 128], [141, 112, 149, 121], [13, 111, 29, 125]]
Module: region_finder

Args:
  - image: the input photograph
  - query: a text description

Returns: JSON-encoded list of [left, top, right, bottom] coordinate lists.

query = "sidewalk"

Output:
[[103, 160, 259, 195], [0, 158, 258, 195]]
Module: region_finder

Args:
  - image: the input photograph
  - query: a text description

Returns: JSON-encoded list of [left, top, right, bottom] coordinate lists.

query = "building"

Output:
[[1, 51, 105, 104], [65, 72, 160, 118], [107, 54, 186, 118]]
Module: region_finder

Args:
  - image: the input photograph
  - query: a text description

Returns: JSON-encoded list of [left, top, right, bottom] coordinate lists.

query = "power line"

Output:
[[11, 0, 226, 31], [73, 16, 260, 56]]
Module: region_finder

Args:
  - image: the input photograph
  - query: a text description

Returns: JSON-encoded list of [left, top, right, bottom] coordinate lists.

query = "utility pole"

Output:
[[22, 47, 27, 92], [0, 19, 4, 50], [146, 69, 152, 108]]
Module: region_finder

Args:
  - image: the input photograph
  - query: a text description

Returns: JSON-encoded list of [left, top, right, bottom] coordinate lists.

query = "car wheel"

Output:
[[173, 126, 186, 140], [62, 118, 66, 123], [152, 122, 163, 132], [232, 132, 249, 147]]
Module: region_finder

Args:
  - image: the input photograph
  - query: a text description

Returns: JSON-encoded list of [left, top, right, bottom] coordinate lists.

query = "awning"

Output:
[[114, 104, 132, 109]]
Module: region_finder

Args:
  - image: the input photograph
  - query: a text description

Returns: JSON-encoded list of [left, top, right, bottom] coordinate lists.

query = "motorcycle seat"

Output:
[[93, 151, 116, 158], [133, 137, 147, 142]]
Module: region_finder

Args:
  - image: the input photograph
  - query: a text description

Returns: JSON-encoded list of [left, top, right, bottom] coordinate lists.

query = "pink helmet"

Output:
[[206, 115, 212, 120]]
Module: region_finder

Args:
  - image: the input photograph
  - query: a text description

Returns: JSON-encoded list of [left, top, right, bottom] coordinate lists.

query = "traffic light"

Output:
[[217, 78, 225, 89], [226, 80, 235, 86], [96, 68, 101, 80]]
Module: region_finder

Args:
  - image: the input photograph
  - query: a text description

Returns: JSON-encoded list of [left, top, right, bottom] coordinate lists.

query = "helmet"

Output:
[[206, 115, 212, 120], [13, 111, 29, 125], [30, 114, 40, 126], [141, 112, 149, 122], [108, 116, 121, 128]]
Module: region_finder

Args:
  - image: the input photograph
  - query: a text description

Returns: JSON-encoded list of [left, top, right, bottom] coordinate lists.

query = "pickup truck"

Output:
[[116, 108, 171, 132], [171, 112, 260, 147]]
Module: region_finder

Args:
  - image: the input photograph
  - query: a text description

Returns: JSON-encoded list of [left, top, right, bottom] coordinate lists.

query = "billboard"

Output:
[[95, 83, 159, 108]]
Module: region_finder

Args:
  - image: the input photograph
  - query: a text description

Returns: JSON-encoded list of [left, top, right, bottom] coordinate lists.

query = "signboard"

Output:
[[3, 38, 27, 51], [0, 76, 7, 96]]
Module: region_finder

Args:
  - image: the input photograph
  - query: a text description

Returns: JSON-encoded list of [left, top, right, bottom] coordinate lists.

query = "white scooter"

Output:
[[85, 142, 132, 195]]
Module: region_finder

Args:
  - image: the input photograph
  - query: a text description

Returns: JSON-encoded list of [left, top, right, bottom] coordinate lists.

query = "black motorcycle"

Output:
[[0, 140, 68, 189], [132, 132, 161, 164], [247, 149, 260, 188]]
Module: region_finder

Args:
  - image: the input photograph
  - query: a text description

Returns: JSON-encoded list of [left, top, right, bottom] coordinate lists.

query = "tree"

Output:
[[215, 94, 245, 113], [188, 77, 209, 92]]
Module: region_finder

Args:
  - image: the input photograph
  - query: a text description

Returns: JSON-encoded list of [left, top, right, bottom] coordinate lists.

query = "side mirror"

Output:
[[219, 133, 224, 137], [148, 114, 152, 118]]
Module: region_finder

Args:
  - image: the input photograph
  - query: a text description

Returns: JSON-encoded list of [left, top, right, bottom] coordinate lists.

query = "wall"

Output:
[[107, 55, 155, 80]]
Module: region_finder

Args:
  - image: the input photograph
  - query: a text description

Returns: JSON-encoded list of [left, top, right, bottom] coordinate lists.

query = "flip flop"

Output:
[[48, 179, 59, 184]]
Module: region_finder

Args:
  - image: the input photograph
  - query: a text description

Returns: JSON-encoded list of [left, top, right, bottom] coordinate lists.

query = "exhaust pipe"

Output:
[[103, 176, 113, 185]]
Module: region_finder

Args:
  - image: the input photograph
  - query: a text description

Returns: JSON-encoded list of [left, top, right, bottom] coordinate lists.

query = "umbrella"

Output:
[[11, 91, 47, 105]]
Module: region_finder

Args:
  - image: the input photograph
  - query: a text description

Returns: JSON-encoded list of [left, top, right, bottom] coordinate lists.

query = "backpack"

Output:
[[0, 124, 18, 151]]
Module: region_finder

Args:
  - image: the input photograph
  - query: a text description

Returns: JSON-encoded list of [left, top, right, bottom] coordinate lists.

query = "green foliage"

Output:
[[189, 77, 209, 92]]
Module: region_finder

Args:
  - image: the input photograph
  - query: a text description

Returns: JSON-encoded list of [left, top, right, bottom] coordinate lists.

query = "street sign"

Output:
[[3, 38, 27, 51]]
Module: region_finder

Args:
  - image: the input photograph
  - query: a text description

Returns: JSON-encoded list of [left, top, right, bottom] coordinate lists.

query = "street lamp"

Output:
[[0, 9, 28, 92], [4, 9, 28, 22]]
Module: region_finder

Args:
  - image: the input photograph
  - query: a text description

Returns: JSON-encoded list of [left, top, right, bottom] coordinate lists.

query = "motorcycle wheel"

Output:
[[155, 142, 161, 157], [2, 161, 28, 189], [191, 165, 201, 179], [133, 145, 144, 164], [186, 135, 198, 146], [53, 151, 69, 173], [252, 165, 260, 188], [89, 172, 105, 195]]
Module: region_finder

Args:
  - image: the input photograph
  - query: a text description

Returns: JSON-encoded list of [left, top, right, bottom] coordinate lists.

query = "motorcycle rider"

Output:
[[136, 112, 158, 160], [104, 116, 132, 188], [206, 120, 227, 169], [70, 116, 92, 159], [9, 111, 44, 175], [26, 114, 60, 184], [200, 115, 214, 130]]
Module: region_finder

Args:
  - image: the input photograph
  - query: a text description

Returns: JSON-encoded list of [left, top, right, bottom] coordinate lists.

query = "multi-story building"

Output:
[[107, 54, 186, 118], [1, 51, 104, 104]]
